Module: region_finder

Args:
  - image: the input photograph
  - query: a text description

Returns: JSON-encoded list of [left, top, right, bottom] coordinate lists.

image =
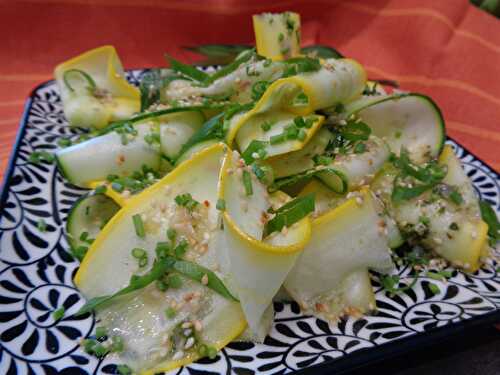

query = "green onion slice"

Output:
[[263, 193, 315, 237], [173, 260, 238, 301], [63, 69, 97, 93], [76, 257, 176, 316], [132, 214, 145, 238]]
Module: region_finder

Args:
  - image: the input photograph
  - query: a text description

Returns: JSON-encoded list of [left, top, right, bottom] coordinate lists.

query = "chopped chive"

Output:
[[94, 185, 107, 195], [242, 170, 253, 196], [132, 214, 145, 238], [449, 222, 459, 231], [156, 279, 168, 291], [92, 343, 109, 357], [428, 283, 440, 295], [419, 216, 431, 226], [278, 32, 284, 42], [138, 256, 148, 268], [37, 218, 47, 233], [449, 190, 463, 205], [111, 182, 124, 193], [29, 151, 55, 164], [313, 155, 332, 166], [52, 307, 65, 321], [155, 241, 171, 258], [297, 129, 307, 141], [353, 142, 367, 154], [285, 126, 299, 140], [167, 228, 177, 242], [165, 307, 177, 319], [167, 274, 183, 289], [57, 138, 72, 147], [394, 130, 402, 139], [116, 364, 132, 375], [79, 231, 89, 241], [72, 245, 88, 261], [261, 121, 272, 132], [63, 69, 97, 92], [198, 344, 208, 357], [95, 326, 107, 339], [293, 116, 306, 128], [110, 335, 124, 352], [131, 248, 146, 259], [304, 117, 316, 128], [82, 339, 96, 354], [175, 193, 199, 211], [269, 132, 287, 145], [174, 239, 188, 258], [106, 174, 119, 182], [216, 199, 226, 211], [207, 346, 218, 359]]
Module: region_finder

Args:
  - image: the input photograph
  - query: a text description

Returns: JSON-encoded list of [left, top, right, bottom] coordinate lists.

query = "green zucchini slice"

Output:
[[345, 93, 446, 163]]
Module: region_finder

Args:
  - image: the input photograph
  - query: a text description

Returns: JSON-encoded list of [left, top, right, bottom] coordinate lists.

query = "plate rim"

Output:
[[0, 77, 499, 375]]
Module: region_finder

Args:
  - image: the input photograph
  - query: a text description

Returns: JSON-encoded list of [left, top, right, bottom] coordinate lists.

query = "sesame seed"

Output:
[[182, 321, 193, 329], [355, 197, 363, 206], [184, 337, 195, 350], [172, 350, 184, 361], [183, 329, 192, 337], [433, 237, 443, 245], [194, 320, 203, 332], [201, 274, 209, 285]]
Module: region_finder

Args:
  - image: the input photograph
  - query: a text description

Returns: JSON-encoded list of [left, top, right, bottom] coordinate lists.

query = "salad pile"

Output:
[[40, 12, 500, 374]]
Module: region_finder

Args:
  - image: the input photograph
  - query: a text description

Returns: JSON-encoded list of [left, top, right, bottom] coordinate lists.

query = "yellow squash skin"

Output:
[[54, 46, 140, 128]]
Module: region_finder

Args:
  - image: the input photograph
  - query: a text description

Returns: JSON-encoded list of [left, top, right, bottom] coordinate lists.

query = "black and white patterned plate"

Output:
[[0, 70, 499, 375]]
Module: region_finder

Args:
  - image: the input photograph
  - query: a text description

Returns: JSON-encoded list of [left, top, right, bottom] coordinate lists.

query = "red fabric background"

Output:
[[1, 0, 499, 181]]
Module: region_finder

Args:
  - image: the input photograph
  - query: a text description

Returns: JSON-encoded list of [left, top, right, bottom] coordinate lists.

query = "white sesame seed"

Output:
[[181, 321, 193, 329], [183, 329, 192, 337], [172, 350, 184, 361], [201, 274, 209, 285], [194, 320, 203, 332], [184, 337, 195, 350]]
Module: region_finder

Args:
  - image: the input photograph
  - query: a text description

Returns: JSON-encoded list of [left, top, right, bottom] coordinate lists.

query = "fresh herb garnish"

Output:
[[205, 48, 255, 85], [63, 69, 96, 93], [37, 218, 47, 233], [264, 193, 315, 237], [175, 193, 199, 211], [173, 260, 238, 301], [132, 214, 145, 238], [28, 151, 55, 164], [339, 121, 371, 142], [282, 56, 321, 78], [52, 306, 65, 321], [380, 274, 417, 296], [251, 80, 271, 101], [165, 54, 209, 82], [76, 257, 176, 316], [391, 149, 447, 203], [216, 199, 226, 211], [479, 200, 500, 245], [242, 170, 253, 196]]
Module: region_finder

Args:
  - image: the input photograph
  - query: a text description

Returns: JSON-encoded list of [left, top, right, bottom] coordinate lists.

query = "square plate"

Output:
[[0, 70, 499, 375]]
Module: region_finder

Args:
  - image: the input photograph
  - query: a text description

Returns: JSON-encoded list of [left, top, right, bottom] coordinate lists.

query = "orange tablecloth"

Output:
[[1, 0, 499, 181]]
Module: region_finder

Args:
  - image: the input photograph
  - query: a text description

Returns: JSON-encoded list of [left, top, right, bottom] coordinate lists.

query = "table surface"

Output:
[[0, 0, 499, 374]]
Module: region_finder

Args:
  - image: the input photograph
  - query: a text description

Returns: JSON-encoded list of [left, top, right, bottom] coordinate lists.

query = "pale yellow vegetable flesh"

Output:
[[75, 144, 246, 373], [218, 152, 311, 340], [54, 46, 140, 128], [284, 189, 393, 321], [253, 12, 301, 60]]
